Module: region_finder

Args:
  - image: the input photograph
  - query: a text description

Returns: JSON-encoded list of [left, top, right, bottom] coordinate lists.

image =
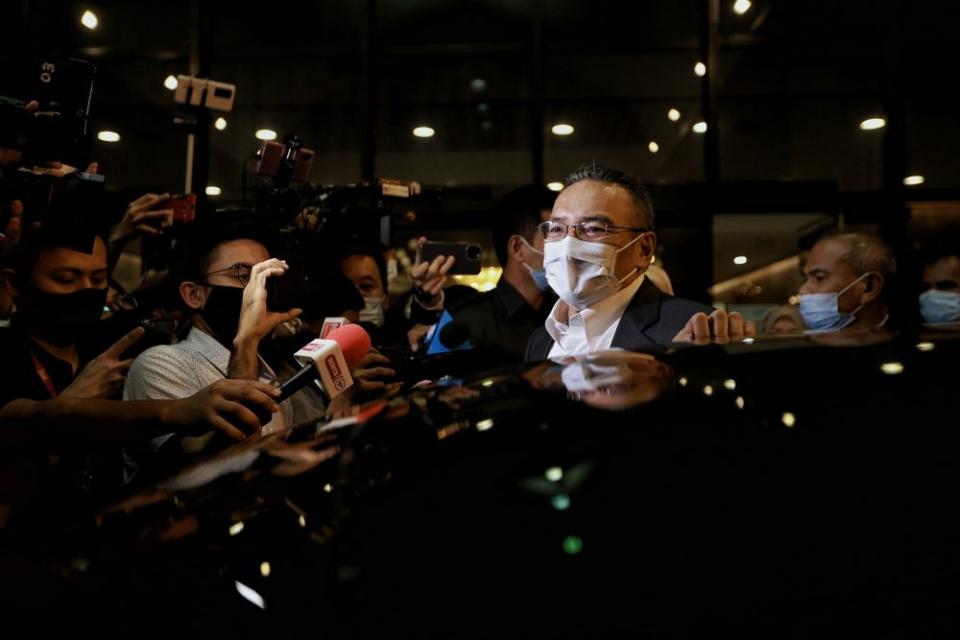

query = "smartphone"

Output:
[[157, 193, 196, 226], [417, 241, 483, 275]]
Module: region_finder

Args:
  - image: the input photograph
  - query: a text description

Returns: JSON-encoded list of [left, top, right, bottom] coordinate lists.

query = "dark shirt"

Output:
[[0, 325, 84, 410], [0, 324, 121, 537], [450, 277, 556, 364]]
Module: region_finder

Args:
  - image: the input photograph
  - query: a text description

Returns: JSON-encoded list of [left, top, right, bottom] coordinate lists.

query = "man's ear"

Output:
[[859, 272, 885, 304], [638, 232, 657, 261], [179, 281, 207, 310], [509, 235, 526, 261]]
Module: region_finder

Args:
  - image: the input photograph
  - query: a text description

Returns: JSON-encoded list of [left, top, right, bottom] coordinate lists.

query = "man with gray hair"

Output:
[[526, 163, 756, 360], [797, 232, 895, 332]]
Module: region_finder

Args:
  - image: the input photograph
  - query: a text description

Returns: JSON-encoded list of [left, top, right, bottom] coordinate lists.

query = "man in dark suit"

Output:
[[525, 163, 755, 362]]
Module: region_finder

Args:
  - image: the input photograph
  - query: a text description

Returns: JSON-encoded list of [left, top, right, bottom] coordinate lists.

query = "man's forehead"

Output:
[[210, 239, 268, 266], [552, 180, 634, 221], [925, 256, 960, 281], [37, 236, 107, 268]]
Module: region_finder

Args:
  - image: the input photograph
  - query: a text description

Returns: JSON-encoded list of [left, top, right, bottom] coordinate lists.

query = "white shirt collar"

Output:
[[545, 274, 645, 356]]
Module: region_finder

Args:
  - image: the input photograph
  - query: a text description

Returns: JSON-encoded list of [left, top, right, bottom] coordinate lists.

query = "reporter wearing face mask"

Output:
[[340, 244, 406, 347], [526, 164, 755, 361], [918, 250, 960, 325], [797, 233, 894, 333], [443, 185, 557, 363]]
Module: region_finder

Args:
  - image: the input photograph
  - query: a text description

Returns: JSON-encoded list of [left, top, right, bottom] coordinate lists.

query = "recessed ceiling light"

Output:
[[693, 121, 708, 134], [859, 117, 886, 131], [551, 123, 574, 136], [255, 129, 277, 141], [81, 10, 98, 29], [96, 130, 120, 142]]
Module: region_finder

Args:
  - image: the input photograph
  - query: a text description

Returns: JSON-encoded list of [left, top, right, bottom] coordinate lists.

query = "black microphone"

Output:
[[438, 320, 471, 350]]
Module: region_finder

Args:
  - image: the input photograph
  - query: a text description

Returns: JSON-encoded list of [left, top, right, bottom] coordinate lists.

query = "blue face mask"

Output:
[[520, 237, 551, 293], [919, 289, 960, 324], [799, 272, 871, 332]]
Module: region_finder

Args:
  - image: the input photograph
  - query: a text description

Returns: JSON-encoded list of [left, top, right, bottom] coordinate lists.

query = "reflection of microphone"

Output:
[[277, 324, 371, 402]]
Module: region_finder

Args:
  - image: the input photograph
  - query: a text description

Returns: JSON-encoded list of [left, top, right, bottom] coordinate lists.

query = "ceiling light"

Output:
[[163, 75, 178, 91], [412, 126, 435, 138], [733, 255, 747, 265], [668, 108, 681, 122], [547, 182, 563, 192], [96, 130, 120, 142], [255, 129, 277, 141], [733, 0, 752, 15], [693, 121, 708, 133], [214, 117, 227, 131], [903, 175, 925, 186], [859, 117, 886, 131], [694, 62, 707, 77], [81, 10, 98, 29], [648, 141, 659, 153], [551, 123, 574, 136]]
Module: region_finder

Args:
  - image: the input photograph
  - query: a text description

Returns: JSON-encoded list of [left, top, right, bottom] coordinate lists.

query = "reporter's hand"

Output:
[[110, 193, 173, 245], [352, 350, 397, 392], [61, 326, 145, 399], [407, 323, 432, 352], [673, 310, 757, 345], [166, 379, 281, 441], [410, 237, 455, 308], [0, 200, 24, 255], [234, 258, 303, 345]]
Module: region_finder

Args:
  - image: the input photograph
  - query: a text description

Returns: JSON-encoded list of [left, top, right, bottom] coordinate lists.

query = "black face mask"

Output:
[[18, 286, 108, 347], [201, 284, 245, 346]]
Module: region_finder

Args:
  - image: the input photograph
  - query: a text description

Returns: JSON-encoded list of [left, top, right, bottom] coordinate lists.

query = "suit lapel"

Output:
[[611, 277, 664, 349]]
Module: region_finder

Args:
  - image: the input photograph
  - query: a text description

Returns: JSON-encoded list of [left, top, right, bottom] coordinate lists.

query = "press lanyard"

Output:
[[30, 350, 59, 398]]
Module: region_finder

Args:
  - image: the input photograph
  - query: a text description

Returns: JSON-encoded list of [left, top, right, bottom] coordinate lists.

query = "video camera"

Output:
[[249, 132, 440, 248], [0, 57, 96, 167], [0, 57, 103, 230]]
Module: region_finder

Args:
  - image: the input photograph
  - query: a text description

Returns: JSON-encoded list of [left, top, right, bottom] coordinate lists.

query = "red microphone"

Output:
[[276, 324, 371, 401]]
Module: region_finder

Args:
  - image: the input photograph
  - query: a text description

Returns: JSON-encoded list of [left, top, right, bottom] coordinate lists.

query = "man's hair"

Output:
[[340, 243, 388, 291], [4, 223, 102, 288], [171, 214, 274, 284], [491, 184, 557, 267], [919, 241, 960, 269], [563, 162, 655, 230], [831, 233, 897, 280]]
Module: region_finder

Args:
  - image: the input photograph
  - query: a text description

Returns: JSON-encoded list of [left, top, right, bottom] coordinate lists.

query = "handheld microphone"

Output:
[[276, 324, 371, 402]]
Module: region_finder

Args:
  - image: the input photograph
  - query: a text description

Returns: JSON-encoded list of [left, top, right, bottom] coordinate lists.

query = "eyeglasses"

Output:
[[202, 262, 254, 286], [538, 220, 649, 242]]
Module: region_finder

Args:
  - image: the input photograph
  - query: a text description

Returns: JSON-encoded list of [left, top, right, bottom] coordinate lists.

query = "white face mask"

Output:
[[359, 296, 386, 327], [544, 234, 643, 309], [798, 272, 872, 332]]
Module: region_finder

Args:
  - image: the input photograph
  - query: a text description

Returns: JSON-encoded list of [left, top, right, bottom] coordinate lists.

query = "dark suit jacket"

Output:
[[524, 277, 713, 361]]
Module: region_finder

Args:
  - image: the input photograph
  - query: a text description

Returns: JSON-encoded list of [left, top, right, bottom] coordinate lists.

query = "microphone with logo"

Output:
[[276, 323, 372, 402]]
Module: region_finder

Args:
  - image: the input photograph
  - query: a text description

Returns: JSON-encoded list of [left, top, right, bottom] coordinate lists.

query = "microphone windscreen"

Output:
[[326, 323, 372, 368], [438, 321, 471, 349]]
